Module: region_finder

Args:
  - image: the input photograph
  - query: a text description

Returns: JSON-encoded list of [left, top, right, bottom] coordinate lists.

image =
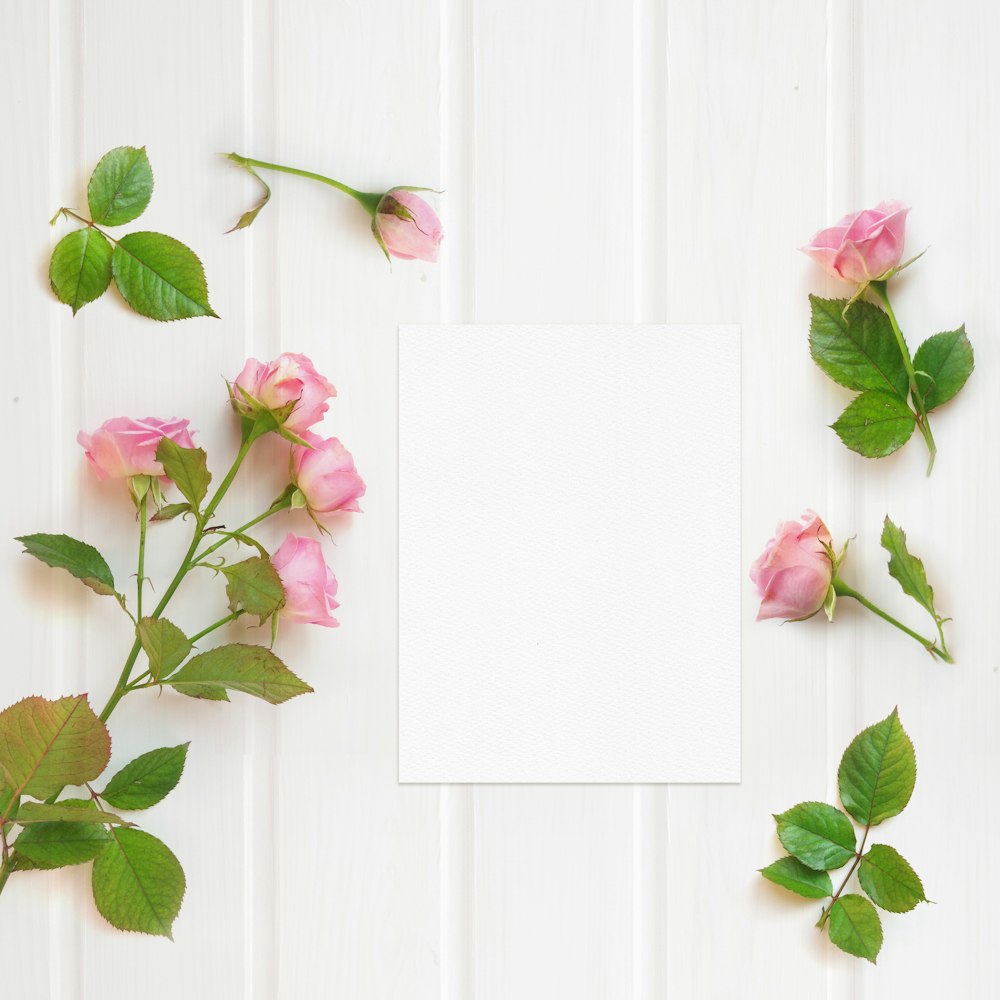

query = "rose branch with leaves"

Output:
[[761, 709, 927, 963], [0, 354, 364, 938], [802, 202, 974, 475], [750, 510, 952, 662], [49, 145, 217, 321], [226, 152, 443, 263]]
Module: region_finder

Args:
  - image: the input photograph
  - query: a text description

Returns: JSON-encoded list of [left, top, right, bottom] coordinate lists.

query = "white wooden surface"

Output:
[[1, 1, 996, 996]]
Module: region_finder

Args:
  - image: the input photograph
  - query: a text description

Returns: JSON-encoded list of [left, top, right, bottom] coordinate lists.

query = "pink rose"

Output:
[[232, 353, 336, 434], [750, 511, 834, 621], [291, 433, 366, 519], [801, 201, 909, 283], [78, 417, 196, 481], [271, 533, 340, 627], [373, 189, 443, 263]]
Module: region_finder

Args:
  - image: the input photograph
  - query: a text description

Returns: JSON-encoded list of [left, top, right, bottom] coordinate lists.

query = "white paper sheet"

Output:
[[398, 325, 741, 783]]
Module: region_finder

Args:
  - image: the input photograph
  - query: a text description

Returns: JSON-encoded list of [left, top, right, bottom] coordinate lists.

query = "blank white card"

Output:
[[398, 325, 740, 783]]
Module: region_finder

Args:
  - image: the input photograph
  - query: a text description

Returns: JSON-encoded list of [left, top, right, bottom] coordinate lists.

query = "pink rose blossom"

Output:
[[291, 432, 366, 519], [78, 417, 196, 481], [750, 511, 834, 622], [232, 353, 336, 434], [801, 201, 909, 283], [271, 533, 340, 627], [373, 189, 443, 263]]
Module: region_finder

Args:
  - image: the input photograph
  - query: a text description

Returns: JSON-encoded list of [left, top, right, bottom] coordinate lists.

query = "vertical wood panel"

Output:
[[656, 2, 834, 995], [469, 2, 635, 997], [272, 2, 443, 997], [854, 1, 1000, 994]]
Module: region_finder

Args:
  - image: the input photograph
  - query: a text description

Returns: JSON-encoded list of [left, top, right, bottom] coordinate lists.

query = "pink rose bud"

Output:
[[271, 533, 340, 627], [750, 511, 834, 622], [291, 432, 366, 520], [232, 352, 336, 435], [801, 201, 909, 283], [77, 417, 196, 481], [373, 189, 443, 263]]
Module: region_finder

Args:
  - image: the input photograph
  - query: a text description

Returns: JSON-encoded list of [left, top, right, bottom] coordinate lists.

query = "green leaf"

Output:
[[831, 390, 916, 458], [221, 556, 285, 624], [0, 695, 110, 807], [101, 744, 189, 811], [49, 228, 113, 314], [87, 145, 154, 226], [858, 843, 927, 913], [827, 894, 883, 963], [913, 327, 974, 410], [112, 231, 218, 321], [760, 856, 833, 899], [838, 707, 916, 827], [13, 798, 109, 869], [137, 618, 191, 682], [808, 296, 910, 400], [166, 643, 313, 705], [225, 154, 271, 231], [14, 801, 129, 826], [880, 517, 941, 624], [155, 438, 211, 510], [92, 828, 185, 939], [16, 532, 117, 598], [775, 802, 856, 871], [151, 502, 191, 523]]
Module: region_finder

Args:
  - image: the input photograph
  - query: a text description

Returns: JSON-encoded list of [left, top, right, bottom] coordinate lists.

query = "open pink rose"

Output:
[[232, 353, 336, 434], [271, 533, 340, 627], [78, 417, 196, 481], [801, 201, 909, 283], [291, 433, 366, 519], [373, 189, 443, 262], [750, 511, 834, 621]]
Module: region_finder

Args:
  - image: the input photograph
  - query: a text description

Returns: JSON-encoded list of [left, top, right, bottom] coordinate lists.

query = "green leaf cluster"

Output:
[[760, 709, 927, 963], [809, 296, 973, 460], [49, 146, 217, 321]]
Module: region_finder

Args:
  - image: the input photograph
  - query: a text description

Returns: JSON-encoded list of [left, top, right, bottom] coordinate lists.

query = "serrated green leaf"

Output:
[[760, 856, 833, 899], [221, 556, 285, 624], [880, 517, 939, 623], [137, 618, 191, 682], [828, 894, 883, 963], [49, 228, 113, 314], [14, 801, 129, 826], [775, 802, 856, 871], [859, 843, 927, 912], [112, 231, 217, 321], [166, 643, 312, 705], [809, 296, 910, 400], [13, 798, 109, 869], [838, 707, 915, 827], [0, 695, 110, 808], [16, 532, 117, 598], [831, 390, 916, 458], [155, 439, 211, 510], [101, 744, 189, 811], [151, 502, 191, 523], [87, 146, 154, 226], [913, 327, 974, 410], [92, 827, 185, 939]]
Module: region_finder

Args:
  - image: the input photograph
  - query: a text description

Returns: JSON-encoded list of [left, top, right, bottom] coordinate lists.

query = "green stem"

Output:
[[98, 433, 260, 723], [833, 578, 952, 663], [228, 153, 382, 216], [136, 496, 147, 621], [189, 611, 244, 645], [869, 280, 936, 475], [818, 823, 870, 930], [195, 499, 291, 564]]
